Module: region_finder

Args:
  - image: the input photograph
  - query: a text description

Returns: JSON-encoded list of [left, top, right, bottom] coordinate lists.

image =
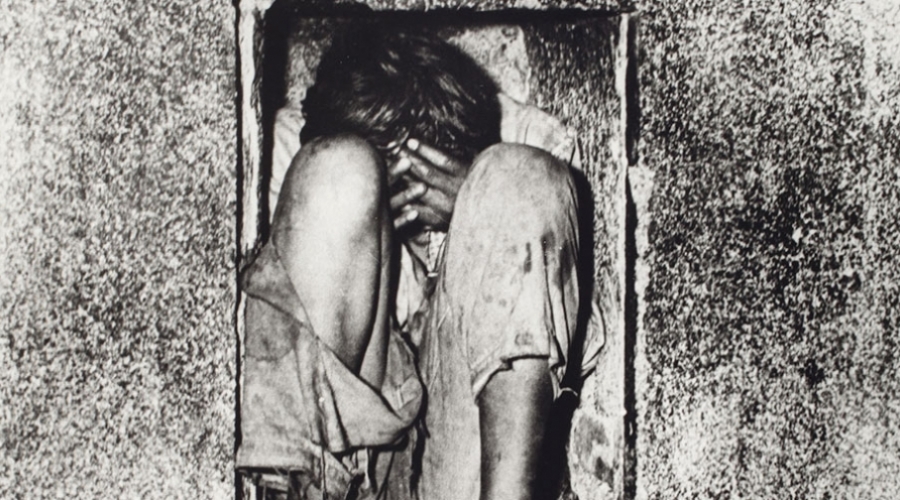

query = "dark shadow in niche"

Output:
[[232, 6, 245, 500], [624, 14, 640, 500], [258, 6, 295, 243], [626, 15, 640, 168], [623, 175, 638, 500], [247, 3, 627, 499], [539, 167, 597, 500]]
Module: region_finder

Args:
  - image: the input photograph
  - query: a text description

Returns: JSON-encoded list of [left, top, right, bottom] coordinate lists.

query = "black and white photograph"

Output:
[[1, 1, 899, 499]]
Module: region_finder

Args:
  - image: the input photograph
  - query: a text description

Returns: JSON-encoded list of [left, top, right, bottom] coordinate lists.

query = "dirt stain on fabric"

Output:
[[524, 243, 533, 273], [515, 332, 533, 346]]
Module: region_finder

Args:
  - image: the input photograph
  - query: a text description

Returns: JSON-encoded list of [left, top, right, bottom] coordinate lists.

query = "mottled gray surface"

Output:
[[0, 1, 237, 497], [636, 1, 900, 498]]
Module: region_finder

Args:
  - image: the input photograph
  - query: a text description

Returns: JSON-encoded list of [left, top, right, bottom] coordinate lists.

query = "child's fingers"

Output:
[[406, 138, 467, 174], [404, 152, 460, 194], [390, 182, 427, 212], [393, 208, 419, 230], [388, 156, 413, 185]]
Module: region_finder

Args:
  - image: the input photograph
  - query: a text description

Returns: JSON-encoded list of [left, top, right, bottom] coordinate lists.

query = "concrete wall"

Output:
[[0, 1, 237, 498], [635, 1, 900, 498]]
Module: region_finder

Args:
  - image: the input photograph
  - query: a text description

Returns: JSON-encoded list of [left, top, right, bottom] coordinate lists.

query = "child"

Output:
[[237, 25, 602, 500]]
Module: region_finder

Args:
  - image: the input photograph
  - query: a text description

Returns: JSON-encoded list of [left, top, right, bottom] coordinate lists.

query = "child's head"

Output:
[[300, 25, 502, 163]]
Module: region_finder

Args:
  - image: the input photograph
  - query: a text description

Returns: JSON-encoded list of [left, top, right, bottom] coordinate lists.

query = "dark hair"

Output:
[[300, 25, 502, 163]]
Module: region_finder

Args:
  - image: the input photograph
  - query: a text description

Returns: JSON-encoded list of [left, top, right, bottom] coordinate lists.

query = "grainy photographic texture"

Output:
[[2, 0, 899, 499]]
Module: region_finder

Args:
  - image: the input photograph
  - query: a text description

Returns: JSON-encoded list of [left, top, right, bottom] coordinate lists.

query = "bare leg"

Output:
[[271, 134, 391, 387], [478, 359, 553, 500]]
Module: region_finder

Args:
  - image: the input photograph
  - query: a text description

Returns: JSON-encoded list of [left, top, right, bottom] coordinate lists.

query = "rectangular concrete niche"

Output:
[[237, 2, 632, 499]]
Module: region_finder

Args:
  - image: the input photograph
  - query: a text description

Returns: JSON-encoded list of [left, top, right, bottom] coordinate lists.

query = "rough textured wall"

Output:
[[248, 0, 630, 13], [636, 1, 900, 498], [0, 1, 237, 498], [348, 0, 628, 11]]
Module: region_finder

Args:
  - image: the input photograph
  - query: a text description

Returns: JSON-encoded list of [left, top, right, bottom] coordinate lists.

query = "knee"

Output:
[[455, 143, 576, 227], [275, 134, 386, 225]]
